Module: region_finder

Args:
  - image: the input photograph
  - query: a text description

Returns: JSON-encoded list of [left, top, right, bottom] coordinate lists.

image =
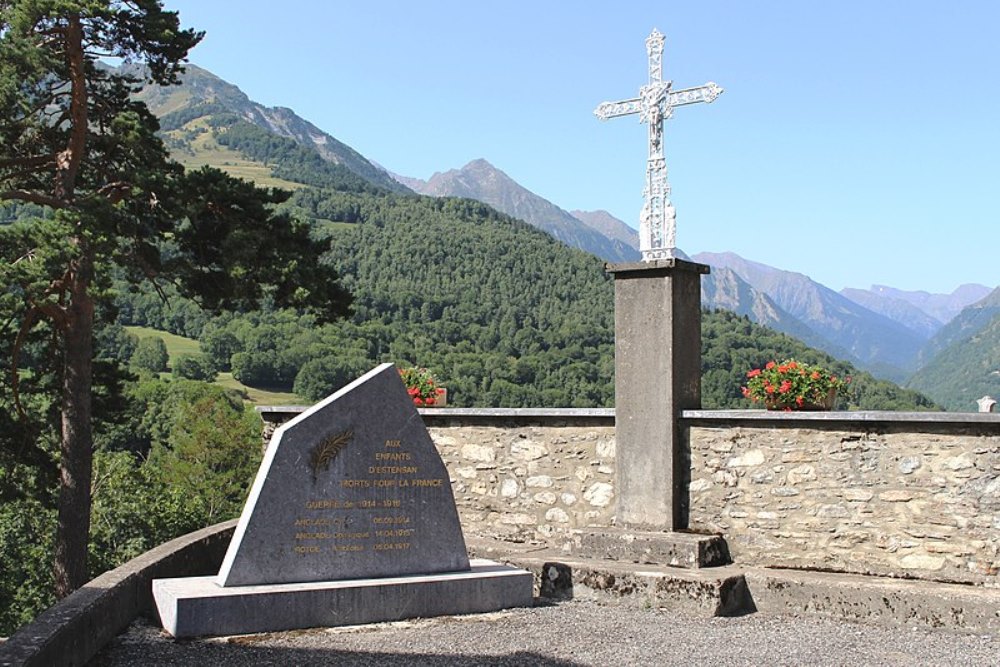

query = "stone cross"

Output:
[[595, 28, 722, 261]]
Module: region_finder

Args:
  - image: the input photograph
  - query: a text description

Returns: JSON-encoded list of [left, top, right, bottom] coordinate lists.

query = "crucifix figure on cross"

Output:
[[595, 28, 722, 261]]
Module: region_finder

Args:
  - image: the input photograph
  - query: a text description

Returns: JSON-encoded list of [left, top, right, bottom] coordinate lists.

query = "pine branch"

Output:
[[0, 189, 66, 208]]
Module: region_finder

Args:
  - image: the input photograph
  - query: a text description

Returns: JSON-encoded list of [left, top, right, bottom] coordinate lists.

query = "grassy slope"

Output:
[[125, 326, 303, 406], [165, 117, 306, 191]]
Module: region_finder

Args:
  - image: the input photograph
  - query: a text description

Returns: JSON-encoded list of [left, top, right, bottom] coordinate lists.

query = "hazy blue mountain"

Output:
[[847, 283, 992, 325], [693, 251, 925, 381], [134, 63, 408, 193], [840, 288, 945, 339], [569, 209, 640, 251], [907, 298, 1000, 411], [394, 159, 640, 263]]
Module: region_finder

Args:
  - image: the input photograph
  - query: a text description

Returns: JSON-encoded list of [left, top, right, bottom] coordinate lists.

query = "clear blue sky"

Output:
[[165, 1, 998, 294]]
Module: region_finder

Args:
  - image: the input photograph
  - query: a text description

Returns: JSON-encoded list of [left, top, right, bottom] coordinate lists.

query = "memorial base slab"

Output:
[[153, 559, 533, 638]]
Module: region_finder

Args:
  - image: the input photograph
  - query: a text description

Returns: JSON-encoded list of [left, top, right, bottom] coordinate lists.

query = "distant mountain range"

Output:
[[135, 61, 997, 407]]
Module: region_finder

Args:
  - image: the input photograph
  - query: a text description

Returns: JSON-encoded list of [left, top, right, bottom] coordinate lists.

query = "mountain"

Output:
[[907, 298, 1000, 411], [134, 64, 408, 193], [913, 287, 1000, 369], [125, 63, 969, 391], [569, 210, 640, 250], [693, 251, 926, 381], [701, 267, 851, 356], [839, 288, 946, 340], [843, 284, 992, 326], [394, 159, 640, 263]]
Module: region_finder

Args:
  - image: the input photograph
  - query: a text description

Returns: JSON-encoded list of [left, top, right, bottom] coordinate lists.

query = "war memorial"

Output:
[[1, 27, 997, 667]]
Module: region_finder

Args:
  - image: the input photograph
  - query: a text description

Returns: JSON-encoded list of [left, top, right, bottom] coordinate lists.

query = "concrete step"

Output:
[[467, 536, 1000, 634], [467, 538, 753, 618], [573, 528, 730, 568]]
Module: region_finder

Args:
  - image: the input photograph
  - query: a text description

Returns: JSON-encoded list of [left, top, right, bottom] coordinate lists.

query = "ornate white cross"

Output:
[[595, 29, 722, 261]]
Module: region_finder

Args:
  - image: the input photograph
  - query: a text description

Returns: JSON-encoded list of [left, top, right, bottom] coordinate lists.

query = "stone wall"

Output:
[[259, 409, 617, 551], [684, 413, 1000, 586], [427, 414, 616, 548], [259, 407, 1000, 585]]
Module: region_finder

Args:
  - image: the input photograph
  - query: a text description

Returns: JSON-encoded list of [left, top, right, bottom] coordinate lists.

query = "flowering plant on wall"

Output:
[[399, 367, 446, 406], [742, 360, 848, 411]]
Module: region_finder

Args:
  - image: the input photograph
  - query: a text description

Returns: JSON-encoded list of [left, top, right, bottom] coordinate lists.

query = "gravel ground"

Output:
[[90, 598, 999, 667]]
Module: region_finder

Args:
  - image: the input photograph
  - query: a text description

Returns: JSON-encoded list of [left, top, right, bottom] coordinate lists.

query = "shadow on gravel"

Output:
[[91, 643, 589, 666]]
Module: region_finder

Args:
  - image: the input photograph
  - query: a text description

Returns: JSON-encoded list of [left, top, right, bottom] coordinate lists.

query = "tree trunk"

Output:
[[53, 251, 95, 598]]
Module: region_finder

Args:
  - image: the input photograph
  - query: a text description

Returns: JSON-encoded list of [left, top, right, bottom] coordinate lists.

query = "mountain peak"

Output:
[[463, 158, 496, 170]]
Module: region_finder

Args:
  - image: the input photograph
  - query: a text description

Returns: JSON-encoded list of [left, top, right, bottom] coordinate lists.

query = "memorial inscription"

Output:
[[217, 363, 470, 587]]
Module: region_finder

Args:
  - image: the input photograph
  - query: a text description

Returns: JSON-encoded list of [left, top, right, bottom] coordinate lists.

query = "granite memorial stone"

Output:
[[153, 364, 532, 637], [218, 363, 470, 585]]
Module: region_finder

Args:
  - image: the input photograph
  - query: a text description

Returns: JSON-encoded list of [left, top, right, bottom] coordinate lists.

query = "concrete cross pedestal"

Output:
[[607, 258, 708, 530], [574, 259, 722, 566]]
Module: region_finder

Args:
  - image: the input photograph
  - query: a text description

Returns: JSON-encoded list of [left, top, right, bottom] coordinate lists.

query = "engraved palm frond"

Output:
[[310, 430, 353, 483]]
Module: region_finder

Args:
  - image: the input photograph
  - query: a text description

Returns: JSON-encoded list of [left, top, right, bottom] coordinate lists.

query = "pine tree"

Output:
[[0, 1, 350, 597]]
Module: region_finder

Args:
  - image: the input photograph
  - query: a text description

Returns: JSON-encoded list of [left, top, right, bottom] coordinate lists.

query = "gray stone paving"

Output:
[[90, 597, 999, 666]]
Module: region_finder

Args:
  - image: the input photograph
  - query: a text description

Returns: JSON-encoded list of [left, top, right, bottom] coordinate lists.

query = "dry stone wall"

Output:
[[426, 419, 616, 548], [687, 420, 1000, 586]]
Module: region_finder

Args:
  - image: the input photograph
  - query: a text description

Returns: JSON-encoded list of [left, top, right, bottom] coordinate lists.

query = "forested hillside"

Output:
[[113, 186, 938, 412], [907, 290, 1000, 410]]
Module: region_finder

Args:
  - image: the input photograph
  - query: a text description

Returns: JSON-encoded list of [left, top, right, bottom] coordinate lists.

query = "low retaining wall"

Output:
[[0, 520, 235, 667], [684, 411, 1000, 586]]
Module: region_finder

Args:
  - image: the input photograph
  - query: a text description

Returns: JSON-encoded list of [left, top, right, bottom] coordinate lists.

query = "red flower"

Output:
[[741, 386, 750, 397], [424, 397, 436, 406], [787, 361, 798, 369], [407, 387, 419, 396], [765, 384, 776, 395], [779, 380, 792, 394], [796, 396, 805, 406], [413, 397, 425, 406], [765, 361, 776, 370], [436, 388, 445, 395], [811, 371, 821, 380], [746, 368, 761, 378]]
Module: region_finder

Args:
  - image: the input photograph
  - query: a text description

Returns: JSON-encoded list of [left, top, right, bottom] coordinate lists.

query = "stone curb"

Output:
[[4, 528, 998, 665], [0, 520, 236, 667], [746, 568, 1000, 634]]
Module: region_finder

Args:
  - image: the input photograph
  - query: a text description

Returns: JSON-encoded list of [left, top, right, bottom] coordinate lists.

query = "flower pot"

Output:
[[415, 388, 447, 408], [765, 389, 836, 412]]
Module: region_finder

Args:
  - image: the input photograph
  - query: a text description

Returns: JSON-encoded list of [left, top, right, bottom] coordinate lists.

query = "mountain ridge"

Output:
[[135, 63, 407, 193], [693, 251, 927, 381], [393, 159, 640, 264]]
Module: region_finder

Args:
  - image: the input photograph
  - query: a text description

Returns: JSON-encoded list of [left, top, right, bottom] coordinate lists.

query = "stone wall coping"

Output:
[[257, 406, 616, 420], [259, 405, 999, 428], [681, 409, 1000, 426], [0, 520, 236, 667]]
